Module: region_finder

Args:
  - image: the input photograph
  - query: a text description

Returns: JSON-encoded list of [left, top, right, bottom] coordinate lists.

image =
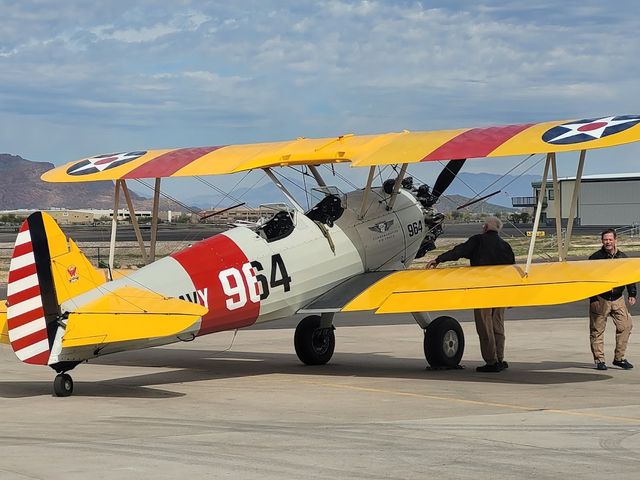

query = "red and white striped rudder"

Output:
[[6, 213, 59, 365]]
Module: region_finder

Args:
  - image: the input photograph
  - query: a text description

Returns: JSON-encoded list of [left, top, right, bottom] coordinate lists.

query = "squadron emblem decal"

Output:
[[369, 220, 394, 233], [67, 265, 79, 283], [542, 115, 640, 145], [66, 151, 147, 176]]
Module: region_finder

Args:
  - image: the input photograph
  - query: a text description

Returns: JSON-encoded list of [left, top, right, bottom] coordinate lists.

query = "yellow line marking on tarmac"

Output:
[[299, 380, 640, 424]]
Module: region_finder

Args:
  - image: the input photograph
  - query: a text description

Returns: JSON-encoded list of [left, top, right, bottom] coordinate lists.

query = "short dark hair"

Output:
[[601, 228, 617, 240]]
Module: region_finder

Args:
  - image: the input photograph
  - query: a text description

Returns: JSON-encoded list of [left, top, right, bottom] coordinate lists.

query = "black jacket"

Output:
[[589, 247, 637, 301], [436, 230, 515, 267]]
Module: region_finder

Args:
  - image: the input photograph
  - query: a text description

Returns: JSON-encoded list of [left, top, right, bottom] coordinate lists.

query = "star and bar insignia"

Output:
[[542, 115, 640, 145], [66, 151, 147, 176]]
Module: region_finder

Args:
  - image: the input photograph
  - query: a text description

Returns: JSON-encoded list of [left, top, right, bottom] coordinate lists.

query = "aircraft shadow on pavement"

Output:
[[0, 347, 611, 399]]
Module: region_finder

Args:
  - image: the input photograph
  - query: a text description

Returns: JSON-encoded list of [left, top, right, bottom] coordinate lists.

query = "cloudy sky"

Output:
[[2, 1, 640, 202]]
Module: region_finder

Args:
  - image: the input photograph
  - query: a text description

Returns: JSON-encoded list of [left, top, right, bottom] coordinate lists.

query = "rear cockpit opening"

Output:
[[257, 204, 296, 242]]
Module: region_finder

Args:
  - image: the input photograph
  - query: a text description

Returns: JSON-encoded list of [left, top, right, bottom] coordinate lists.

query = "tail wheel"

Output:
[[294, 315, 335, 365], [424, 316, 464, 368], [53, 373, 73, 397]]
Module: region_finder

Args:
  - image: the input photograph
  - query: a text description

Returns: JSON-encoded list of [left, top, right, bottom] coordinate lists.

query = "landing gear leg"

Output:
[[421, 315, 465, 369], [53, 373, 73, 397], [294, 314, 335, 365]]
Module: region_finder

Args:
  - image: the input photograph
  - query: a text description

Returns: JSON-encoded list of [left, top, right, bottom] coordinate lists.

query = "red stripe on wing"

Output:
[[122, 146, 224, 179], [421, 124, 534, 161]]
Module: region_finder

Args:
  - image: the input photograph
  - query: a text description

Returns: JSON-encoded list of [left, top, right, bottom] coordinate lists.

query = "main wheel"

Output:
[[294, 315, 335, 365], [424, 316, 464, 368], [53, 373, 74, 397]]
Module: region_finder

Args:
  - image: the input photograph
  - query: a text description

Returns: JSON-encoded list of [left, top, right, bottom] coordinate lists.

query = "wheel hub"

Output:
[[312, 329, 331, 355], [442, 329, 459, 358]]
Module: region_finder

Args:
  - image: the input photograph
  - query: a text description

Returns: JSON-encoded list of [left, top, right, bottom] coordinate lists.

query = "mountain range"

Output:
[[1, 153, 536, 214], [0, 153, 173, 211], [183, 173, 537, 214]]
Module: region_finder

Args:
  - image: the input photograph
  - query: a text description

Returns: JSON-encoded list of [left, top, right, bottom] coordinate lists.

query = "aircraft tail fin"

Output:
[[5, 212, 105, 364]]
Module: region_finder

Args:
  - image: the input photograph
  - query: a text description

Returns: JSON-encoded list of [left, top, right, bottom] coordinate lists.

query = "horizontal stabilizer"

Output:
[[62, 287, 207, 348], [342, 259, 640, 313]]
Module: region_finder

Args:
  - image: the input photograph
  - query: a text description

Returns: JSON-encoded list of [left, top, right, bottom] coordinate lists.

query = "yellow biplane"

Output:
[[2, 114, 640, 396]]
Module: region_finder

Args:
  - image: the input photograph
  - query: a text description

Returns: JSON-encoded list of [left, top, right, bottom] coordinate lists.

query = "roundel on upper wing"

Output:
[[542, 115, 640, 145], [66, 151, 147, 176]]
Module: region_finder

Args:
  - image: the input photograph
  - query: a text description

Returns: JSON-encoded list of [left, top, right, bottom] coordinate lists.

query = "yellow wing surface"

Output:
[[62, 286, 207, 348], [42, 115, 640, 182], [341, 259, 640, 314], [1, 301, 8, 345]]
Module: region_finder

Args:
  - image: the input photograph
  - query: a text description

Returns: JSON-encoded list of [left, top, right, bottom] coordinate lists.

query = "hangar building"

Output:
[[512, 173, 640, 227]]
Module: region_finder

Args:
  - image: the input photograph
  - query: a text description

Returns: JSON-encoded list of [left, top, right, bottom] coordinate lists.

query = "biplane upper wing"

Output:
[[41, 115, 640, 183], [299, 259, 640, 315]]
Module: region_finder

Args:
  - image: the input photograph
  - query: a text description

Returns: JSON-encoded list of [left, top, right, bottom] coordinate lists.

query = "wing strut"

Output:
[[308, 165, 327, 187], [524, 153, 551, 276], [108, 180, 121, 278], [386, 163, 408, 210], [121, 180, 149, 265], [149, 178, 161, 262], [263, 168, 304, 212], [561, 150, 585, 260], [549, 153, 563, 261], [359, 166, 376, 219]]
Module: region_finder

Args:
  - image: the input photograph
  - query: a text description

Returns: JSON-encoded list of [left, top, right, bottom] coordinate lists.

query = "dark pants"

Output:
[[473, 308, 505, 365]]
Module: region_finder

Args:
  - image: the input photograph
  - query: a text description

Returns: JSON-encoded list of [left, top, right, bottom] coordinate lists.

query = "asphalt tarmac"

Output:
[[2, 223, 637, 478], [0, 318, 638, 479]]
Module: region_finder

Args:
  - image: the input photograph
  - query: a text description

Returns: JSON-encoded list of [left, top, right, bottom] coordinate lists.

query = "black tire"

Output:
[[53, 373, 73, 397], [423, 316, 464, 368], [294, 315, 335, 365]]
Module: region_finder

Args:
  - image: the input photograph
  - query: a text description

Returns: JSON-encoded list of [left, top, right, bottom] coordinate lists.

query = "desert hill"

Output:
[[0, 153, 153, 210]]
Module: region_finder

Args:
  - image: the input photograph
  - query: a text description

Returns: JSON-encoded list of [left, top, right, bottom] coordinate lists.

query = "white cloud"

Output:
[[1, 0, 639, 189]]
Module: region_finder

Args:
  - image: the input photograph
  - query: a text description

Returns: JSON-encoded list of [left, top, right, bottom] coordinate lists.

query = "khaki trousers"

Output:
[[589, 296, 633, 362], [474, 308, 505, 364]]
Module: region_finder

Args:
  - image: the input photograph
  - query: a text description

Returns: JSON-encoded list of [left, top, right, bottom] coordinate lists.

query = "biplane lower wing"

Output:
[[299, 259, 640, 315]]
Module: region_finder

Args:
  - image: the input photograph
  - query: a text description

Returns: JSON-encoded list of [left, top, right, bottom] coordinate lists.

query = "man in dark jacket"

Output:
[[588, 228, 636, 370], [426, 217, 515, 372]]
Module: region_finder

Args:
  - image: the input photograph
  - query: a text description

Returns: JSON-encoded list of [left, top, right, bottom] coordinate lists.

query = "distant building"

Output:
[[0, 209, 92, 225], [198, 206, 261, 224], [0, 208, 181, 224], [76, 209, 180, 222], [512, 173, 640, 227], [46, 210, 94, 225]]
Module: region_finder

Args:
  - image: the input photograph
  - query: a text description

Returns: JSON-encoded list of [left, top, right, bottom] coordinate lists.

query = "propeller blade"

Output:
[[431, 159, 466, 200]]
